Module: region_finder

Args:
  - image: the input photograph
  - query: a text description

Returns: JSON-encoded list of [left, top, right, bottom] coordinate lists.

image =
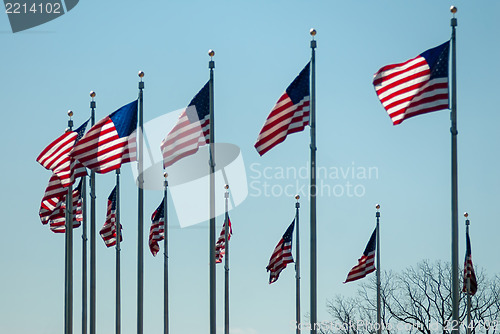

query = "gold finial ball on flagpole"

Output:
[[90, 91, 96, 98], [376, 204, 380, 210], [295, 194, 300, 200], [450, 6, 457, 14], [67, 110, 73, 117], [310, 28, 317, 36], [464, 212, 468, 218], [138, 71, 145, 78], [208, 49, 215, 57], [224, 184, 229, 190], [163, 172, 168, 178]]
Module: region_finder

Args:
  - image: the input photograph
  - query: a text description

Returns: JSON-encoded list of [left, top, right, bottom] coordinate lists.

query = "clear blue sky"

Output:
[[1, 1, 499, 333]]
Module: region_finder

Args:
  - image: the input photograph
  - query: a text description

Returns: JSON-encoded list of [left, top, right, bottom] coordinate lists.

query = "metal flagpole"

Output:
[[137, 71, 145, 334], [116, 169, 121, 334], [450, 7, 459, 334], [309, 28, 318, 334], [295, 195, 301, 334], [66, 109, 74, 334], [465, 212, 471, 334], [163, 172, 169, 334], [81, 171, 88, 334], [89, 91, 97, 334], [376, 204, 381, 334], [208, 49, 216, 334], [224, 184, 230, 334]]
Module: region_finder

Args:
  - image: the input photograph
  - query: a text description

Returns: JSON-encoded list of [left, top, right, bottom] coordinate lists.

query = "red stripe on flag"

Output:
[[255, 93, 310, 156]]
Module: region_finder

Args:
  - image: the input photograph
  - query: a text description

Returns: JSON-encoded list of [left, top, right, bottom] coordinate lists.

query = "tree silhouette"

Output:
[[326, 261, 500, 334]]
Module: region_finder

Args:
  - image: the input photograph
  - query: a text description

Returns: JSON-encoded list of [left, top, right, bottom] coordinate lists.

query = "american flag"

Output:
[[463, 231, 477, 296], [71, 100, 138, 174], [37, 120, 89, 187], [149, 198, 165, 257], [255, 63, 310, 156], [39, 174, 70, 223], [215, 215, 232, 264], [99, 187, 122, 247], [373, 41, 450, 125], [344, 228, 376, 283], [39, 157, 86, 220], [46, 178, 83, 233], [39, 160, 86, 209], [161, 82, 210, 168], [38, 121, 88, 225], [266, 220, 294, 284]]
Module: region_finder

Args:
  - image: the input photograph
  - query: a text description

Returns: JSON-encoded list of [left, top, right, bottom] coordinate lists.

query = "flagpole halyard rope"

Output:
[[309, 28, 318, 334], [449, 7, 460, 334], [81, 155, 88, 334], [65, 109, 74, 334], [376, 204, 381, 334], [89, 91, 96, 334], [208, 50, 217, 334], [465, 212, 471, 334], [295, 195, 301, 334], [224, 184, 230, 334], [137, 71, 145, 334], [115, 169, 121, 334], [163, 172, 169, 334]]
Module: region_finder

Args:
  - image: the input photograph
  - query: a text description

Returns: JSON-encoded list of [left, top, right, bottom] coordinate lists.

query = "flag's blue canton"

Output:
[[363, 228, 377, 256], [466, 231, 472, 256], [75, 120, 89, 142], [153, 198, 165, 221], [108, 186, 117, 210], [282, 220, 295, 249], [109, 100, 138, 138], [286, 62, 310, 105], [186, 81, 210, 123], [420, 41, 450, 80]]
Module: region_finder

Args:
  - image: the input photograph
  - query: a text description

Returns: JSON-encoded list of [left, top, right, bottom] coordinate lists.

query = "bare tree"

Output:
[[358, 271, 398, 334], [326, 295, 363, 334], [326, 260, 500, 334], [383, 260, 454, 334], [325, 272, 398, 334]]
